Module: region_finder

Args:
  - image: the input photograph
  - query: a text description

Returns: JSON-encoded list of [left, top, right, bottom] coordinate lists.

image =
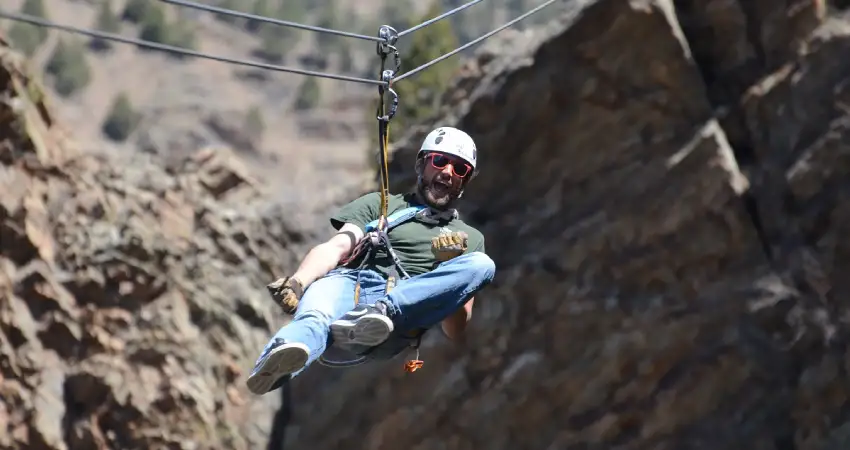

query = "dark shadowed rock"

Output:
[[275, 1, 850, 449]]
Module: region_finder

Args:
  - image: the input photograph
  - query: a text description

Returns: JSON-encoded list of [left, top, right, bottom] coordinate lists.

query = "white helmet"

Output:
[[417, 126, 478, 174]]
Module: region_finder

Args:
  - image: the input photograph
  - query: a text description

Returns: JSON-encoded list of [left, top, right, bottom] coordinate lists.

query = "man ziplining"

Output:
[[0, 0, 555, 399], [246, 126, 496, 396], [236, 0, 553, 397]]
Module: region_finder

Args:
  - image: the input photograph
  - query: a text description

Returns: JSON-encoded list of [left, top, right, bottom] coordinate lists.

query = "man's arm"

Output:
[[291, 223, 363, 289], [441, 297, 475, 342]]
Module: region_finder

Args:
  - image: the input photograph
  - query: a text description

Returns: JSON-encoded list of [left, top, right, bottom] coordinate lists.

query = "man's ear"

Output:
[[415, 156, 424, 175]]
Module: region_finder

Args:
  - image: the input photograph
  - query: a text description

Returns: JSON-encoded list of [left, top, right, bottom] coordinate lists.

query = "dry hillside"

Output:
[[0, 0, 552, 211]]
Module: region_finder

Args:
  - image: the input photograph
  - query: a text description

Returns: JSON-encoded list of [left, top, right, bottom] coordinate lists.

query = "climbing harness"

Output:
[[319, 206, 430, 370], [339, 206, 424, 277]]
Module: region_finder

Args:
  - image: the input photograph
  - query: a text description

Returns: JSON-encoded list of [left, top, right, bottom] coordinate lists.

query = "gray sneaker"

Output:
[[330, 302, 394, 347], [245, 338, 309, 396]]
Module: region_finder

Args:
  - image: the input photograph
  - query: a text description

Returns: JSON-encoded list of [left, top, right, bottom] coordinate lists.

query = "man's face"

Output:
[[416, 152, 472, 210]]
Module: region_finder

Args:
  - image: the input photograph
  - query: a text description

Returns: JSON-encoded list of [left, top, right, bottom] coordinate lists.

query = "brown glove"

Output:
[[266, 276, 304, 315], [431, 231, 468, 262]]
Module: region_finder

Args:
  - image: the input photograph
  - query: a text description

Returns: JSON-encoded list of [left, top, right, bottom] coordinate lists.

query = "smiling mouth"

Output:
[[431, 180, 451, 195]]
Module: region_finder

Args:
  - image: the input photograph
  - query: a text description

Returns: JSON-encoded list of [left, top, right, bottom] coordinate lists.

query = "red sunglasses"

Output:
[[426, 153, 472, 178]]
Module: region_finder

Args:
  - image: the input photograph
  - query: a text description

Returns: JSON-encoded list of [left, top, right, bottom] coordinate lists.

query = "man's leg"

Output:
[[246, 268, 360, 395], [388, 252, 496, 330], [330, 252, 496, 344], [328, 270, 395, 347]]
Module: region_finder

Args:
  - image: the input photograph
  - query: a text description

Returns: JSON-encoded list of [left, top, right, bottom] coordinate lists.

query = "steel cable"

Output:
[[0, 10, 388, 86], [397, 0, 486, 37], [394, 0, 559, 83], [160, 0, 384, 43]]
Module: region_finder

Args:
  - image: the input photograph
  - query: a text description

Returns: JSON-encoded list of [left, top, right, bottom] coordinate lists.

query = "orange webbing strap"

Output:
[[377, 103, 391, 221], [402, 329, 425, 373], [404, 359, 424, 373], [353, 281, 360, 306], [375, 41, 394, 222]]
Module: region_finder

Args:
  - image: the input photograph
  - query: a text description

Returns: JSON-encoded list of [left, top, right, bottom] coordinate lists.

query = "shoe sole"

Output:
[[331, 314, 394, 346], [245, 342, 309, 396]]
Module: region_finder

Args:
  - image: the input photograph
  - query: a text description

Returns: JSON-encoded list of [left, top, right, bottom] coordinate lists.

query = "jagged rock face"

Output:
[[0, 37, 311, 450], [286, 1, 850, 449]]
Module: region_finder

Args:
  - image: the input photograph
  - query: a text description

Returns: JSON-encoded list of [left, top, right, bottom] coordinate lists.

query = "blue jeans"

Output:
[[258, 252, 496, 377]]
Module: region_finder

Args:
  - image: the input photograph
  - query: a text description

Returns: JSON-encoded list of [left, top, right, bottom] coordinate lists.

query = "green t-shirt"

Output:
[[330, 192, 486, 279]]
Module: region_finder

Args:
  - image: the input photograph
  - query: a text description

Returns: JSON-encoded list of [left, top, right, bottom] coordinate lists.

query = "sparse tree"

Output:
[[102, 93, 141, 142], [21, 0, 47, 27], [22, 0, 45, 14], [315, 0, 340, 52], [245, 0, 274, 32], [9, 0, 49, 55], [46, 39, 92, 97], [394, 2, 459, 124], [121, 0, 155, 23], [8, 23, 42, 55], [246, 0, 306, 63], [337, 39, 354, 72], [252, 0, 307, 63], [167, 20, 198, 53], [382, 0, 412, 29], [294, 77, 320, 111], [244, 106, 265, 136], [256, 25, 287, 63], [90, 0, 121, 51], [129, 3, 196, 57], [137, 5, 169, 45], [214, 0, 243, 26]]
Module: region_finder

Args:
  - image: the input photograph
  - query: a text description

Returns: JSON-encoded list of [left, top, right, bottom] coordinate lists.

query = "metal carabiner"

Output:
[[376, 25, 399, 57], [376, 25, 401, 78], [377, 70, 399, 122], [387, 45, 401, 76]]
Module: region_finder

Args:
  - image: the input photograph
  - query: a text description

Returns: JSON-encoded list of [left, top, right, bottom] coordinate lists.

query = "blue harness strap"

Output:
[[364, 205, 426, 232], [340, 205, 427, 272]]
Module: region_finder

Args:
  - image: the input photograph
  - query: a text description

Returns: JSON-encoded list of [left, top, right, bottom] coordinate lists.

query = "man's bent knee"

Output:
[[293, 270, 356, 323], [458, 251, 496, 283], [296, 309, 334, 327]]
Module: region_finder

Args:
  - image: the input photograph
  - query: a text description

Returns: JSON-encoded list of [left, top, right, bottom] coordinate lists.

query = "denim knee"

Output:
[[462, 251, 496, 283]]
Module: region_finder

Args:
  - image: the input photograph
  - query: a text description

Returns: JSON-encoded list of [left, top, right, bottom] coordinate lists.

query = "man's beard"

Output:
[[416, 175, 459, 210]]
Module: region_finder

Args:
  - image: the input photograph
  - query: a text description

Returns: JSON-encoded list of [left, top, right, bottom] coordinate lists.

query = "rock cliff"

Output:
[[0, 35, 315, 450], [7, 0, 850, 449], [286, 1, 850, 449]]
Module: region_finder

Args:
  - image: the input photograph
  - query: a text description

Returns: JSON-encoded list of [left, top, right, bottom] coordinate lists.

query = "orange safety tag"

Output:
[[404, 360, 424, 373]]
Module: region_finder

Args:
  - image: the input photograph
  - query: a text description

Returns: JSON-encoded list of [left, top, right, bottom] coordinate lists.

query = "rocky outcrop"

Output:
[[283, 1, 850, 449], [0, 36, 313, 450], [6, 0, 850, 448]]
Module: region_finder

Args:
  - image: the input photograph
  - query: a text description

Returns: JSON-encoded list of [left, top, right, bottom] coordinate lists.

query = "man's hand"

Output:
[[431, 231, 468, 262], [266, 276, 304, 315]]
